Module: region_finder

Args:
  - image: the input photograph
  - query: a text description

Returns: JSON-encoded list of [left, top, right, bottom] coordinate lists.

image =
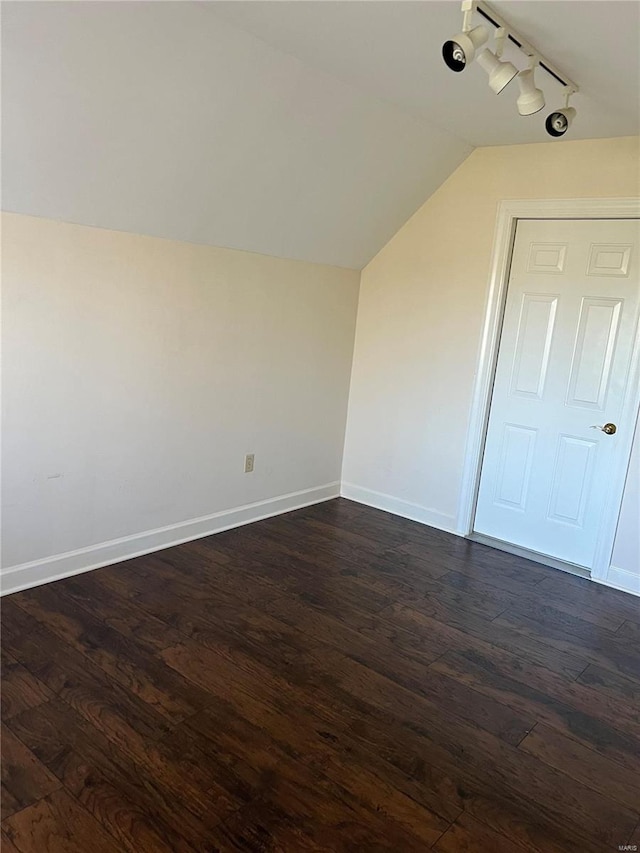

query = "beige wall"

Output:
[[342, 136, 640, 585], [3, 137, 638, 594], [2, 213, 359, 582]]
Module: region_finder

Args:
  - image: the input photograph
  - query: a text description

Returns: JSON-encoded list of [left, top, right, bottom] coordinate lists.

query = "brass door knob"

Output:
[[591, 423, 617, 435]]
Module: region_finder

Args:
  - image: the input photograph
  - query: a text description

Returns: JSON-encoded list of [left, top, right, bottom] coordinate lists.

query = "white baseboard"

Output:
[[340, 482, 457, 534], [0, 482, 340, 596], [597, 565, 640, 597], [4, 479, 635, 600], [340, 483, 639, 598]]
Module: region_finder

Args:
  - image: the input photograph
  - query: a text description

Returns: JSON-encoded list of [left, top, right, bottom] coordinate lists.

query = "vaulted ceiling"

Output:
[[3, 1, 638, 269]]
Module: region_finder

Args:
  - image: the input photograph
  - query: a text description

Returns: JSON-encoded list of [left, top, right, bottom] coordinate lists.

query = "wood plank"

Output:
[[399, 534, 552, 587], [239, 519, 522, 621], [382, 601, 587, 680], [58, 571, 184, 651], [1, 650, 52, 721], [160, 636, 635, 851], [107, 550, 293, 643], [302, 647, 639, 850], [164, 536, 395, 621], [1, 724, 60, 820], [15, 585, 212, 723], [576, 663, 640, 712], [434, 812, 531, 852], [9, 698, 232, 852], [2, 601, 174, 747], [430, 647, 640, 773], [519, 723, 640, 812], [535, 571, 640, 625], [163, 595, 533, 747], [617, 620, 640, 640], [175, 645, 467, 826], [1, 788, 125, 853], [300, 693, 606, 853], [185, 700, 451, 847], [130, 575, 532, 749], [1, 785, 21, 823], [179, 703, 445, 851], [627, 821, 640, 848], [494, 598, 640, 676], [311, 500, 535, 590], [180, 644, 467, 826], [439, 569, 627, 632], [0, 829, 22, 853], [211, 797, 334, 852]]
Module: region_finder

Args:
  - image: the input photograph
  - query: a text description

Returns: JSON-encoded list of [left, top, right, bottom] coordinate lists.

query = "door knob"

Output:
[[590, 423, 617, 435]]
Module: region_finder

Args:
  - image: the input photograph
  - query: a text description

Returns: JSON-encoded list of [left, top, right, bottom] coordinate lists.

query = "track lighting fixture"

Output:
[[545, 106, 576, 137], [442, 26, 488, 72], [442, 0, 488, 72], [545, 89, 576, 137], [475, 29, 518, 94], [516, 64, 545, 116], [442, 0, 579, 137], [476, 48, 518, 92]]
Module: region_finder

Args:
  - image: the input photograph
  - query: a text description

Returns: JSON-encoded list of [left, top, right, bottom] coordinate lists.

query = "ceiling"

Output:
[[211, 1, 640, 146], [2, 2, 638, 270]]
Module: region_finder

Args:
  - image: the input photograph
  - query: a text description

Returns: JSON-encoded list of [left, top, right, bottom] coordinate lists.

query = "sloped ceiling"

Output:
[[2, 1, 638, 269], [212, 1, 640, 147]]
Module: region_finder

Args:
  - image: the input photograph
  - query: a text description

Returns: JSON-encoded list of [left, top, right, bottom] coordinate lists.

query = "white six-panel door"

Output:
[[474, 218, 640, 568]]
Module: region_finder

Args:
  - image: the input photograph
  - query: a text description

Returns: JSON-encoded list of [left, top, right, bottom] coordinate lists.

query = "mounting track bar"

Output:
[[477, 0, 579, 93]]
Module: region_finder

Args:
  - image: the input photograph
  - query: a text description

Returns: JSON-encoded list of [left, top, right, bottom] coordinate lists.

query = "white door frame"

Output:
[[456, 197, 640, 582]]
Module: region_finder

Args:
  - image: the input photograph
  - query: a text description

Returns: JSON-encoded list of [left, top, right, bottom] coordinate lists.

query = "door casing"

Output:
[[455, 197, 640, 586]]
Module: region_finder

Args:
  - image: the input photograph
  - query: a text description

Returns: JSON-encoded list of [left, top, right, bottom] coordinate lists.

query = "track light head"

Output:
[[476, 48, 518, 94], [545, 105, 576, 137], [442, 25, 489, 72], [516, 67, 545, 115]]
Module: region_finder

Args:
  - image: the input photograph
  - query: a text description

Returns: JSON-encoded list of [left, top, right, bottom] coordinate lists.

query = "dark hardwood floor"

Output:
[[2, 497, 639, 852]]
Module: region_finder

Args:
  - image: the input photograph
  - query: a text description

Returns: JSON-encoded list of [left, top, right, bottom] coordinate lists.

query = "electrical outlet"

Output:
[[244, 453, 255, 474]]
